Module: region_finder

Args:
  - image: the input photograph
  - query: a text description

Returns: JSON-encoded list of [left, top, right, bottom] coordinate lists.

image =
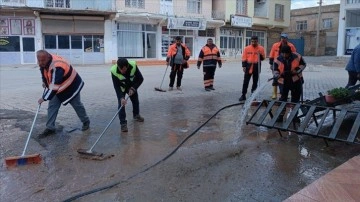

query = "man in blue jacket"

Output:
[[345, 43, 360, 88]]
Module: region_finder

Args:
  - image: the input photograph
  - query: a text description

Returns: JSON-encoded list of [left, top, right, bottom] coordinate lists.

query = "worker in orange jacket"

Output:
[[197, 38, 222, 91], [273, 45, 306, 122], [269, 33, 297, 99], [239, 36, 265, 101], [166, 36, 191, 91]]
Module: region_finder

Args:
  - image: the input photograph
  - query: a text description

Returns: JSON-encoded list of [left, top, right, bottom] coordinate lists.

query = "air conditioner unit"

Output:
[[256, 0, 266, 4]]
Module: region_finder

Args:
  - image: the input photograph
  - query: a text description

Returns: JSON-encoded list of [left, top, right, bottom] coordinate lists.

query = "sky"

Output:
[[291, 0, 341, 9]]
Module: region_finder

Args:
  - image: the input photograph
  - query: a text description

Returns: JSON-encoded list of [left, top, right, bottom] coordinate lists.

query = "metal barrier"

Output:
[[246, 100, 360, 145]]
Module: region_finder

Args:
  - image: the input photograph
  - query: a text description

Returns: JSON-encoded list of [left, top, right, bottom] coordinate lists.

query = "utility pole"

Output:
[[315, 0, 322, 56]]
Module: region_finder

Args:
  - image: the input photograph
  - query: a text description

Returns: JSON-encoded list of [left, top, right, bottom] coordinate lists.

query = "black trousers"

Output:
[[279, 78, 302, 117], [117, 91, 140, 125], [169, 64, 184, 87], [241, 65, 259, 95], [203, 66, 216, 88], [346, 71, 360, 88]]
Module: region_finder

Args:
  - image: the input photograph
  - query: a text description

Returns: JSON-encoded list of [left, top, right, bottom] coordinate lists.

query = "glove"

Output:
[[270, 65, 274, 71], [197, 66, 200, 69], [242, 67, 246, 73], [129, 87, 136, 96]]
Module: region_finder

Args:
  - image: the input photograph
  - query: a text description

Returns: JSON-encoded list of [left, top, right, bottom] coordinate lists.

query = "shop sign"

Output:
[[230, 15, 252, 28], [167, 17, 206, 30]]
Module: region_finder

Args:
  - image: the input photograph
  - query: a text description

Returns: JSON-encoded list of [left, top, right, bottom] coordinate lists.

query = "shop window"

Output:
[[45, 0, 70, 8], [84, 35, 104, 52], [58, 35, 69, 49], [0, 36, 20, 52], [23, 37, 35, 52], [198, 29, 215, 37], [44, 35, 56, 49], [71, 35, 82, 49], [125, 0, 145, 9], [187, 0, 201, 14]]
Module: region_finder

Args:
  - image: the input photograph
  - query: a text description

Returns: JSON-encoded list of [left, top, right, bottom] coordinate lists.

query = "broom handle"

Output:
[[159, 63, 169, 89], [88, 96, 129, 152], [22, 104, 41, 156]]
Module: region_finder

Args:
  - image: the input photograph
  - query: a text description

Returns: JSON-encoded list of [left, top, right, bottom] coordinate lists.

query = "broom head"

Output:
[[154, 87, 166, 92], [5, 153, 41, 167]]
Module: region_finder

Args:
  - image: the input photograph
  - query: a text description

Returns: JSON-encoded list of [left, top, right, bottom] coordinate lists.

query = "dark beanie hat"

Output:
[[117, 57, 129, 68], [280, 45, 292, 54], [251, 36, 258, 41], [175, 36, 182, 40]]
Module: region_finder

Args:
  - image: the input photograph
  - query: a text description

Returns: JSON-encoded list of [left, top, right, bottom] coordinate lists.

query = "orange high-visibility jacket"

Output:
[[166, 43, 191, 68], [269, 41, 296, 65], [241, 45, 265, 74], [197, 45, 222, 67], [273, 52, 305, 84], [41, 54, 84, 105]]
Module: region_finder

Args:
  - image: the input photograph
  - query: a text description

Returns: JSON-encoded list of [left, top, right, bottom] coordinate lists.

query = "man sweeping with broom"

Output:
[[111, 58, 144, 133], [37, 50, 90, 138]]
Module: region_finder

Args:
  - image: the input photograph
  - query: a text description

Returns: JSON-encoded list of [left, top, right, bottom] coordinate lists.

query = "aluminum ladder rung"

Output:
[[313, 108, 331, 136], [297, 105, 317, 133], [282, 103, 302, 129], [247, 100, 267, 125], [255, 100, 277, 125], [264, 102, 287, 127], [329, 109, 348, 139], [347, 112, 360, 143]]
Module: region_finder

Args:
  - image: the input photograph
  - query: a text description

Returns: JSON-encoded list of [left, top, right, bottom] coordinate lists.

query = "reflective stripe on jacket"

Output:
[[110, 60, 137, 92], [42, 54, 84, 105], [274, 53, 303, 84], [197, 45, 222, 67], [241, 45, 265, 74]]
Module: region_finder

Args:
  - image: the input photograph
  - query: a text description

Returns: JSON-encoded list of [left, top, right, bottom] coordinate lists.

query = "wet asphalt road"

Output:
[[1, 57, 359, 202]]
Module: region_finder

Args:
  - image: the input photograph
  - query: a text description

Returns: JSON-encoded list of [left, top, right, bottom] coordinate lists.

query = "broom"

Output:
[[154, 63, 169, 92], [5, 104, 42, 167]]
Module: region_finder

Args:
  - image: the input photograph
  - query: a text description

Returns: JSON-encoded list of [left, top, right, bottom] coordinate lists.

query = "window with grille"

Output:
[[125, 0, 145, 9], [322, 18, 332, 29], [296, 21, 307, 31], [275, 4, 284, 20], [2, 0, 26, 3], [45, 0, 70, 8], [236, 0, 247, 15], [187, 0, 201, 14]]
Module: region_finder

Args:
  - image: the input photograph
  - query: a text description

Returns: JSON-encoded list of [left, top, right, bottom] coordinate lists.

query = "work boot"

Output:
[[121, 124, 128, 132], [133, 114, 144, 122], [210, 86, 215, 90], [205, 87, 211, 91], [176, 86, 182, 91], [271, 86, 278, 99], [168, 87, 173, 91], [38, 128, 56, 138], [81, 120, 90, 131], [239, 95, 246, 101]]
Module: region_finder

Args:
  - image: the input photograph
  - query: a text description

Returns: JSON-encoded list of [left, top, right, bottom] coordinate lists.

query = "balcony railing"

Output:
[[1, 0, 26, 6], [254, 8, 268, 18]]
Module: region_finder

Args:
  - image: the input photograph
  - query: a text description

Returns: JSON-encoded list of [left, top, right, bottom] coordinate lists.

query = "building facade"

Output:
[[284, 4, 340, 56], [337, 0, 360, 56], [212, 0, 291, 58], [0, 0, 291, 65]]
